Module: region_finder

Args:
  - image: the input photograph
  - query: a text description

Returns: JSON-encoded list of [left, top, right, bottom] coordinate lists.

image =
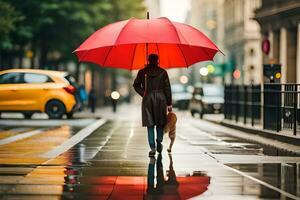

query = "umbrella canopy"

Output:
[[74, 17, 221, 70]]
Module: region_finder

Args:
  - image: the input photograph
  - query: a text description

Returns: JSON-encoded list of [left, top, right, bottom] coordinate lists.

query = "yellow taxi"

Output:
[[0, 69, 80, 119]]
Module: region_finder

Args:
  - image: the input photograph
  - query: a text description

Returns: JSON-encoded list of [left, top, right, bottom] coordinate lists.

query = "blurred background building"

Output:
[[254, 0, 300, 83], [186, 0, 225, 85], [223, 0, 262, 85]]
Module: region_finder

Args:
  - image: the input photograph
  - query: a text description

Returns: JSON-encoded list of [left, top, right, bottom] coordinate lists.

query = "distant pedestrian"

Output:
[[78, 85, 88, 111], [88, 88, 96, 113], [133, 54, 172, 157]]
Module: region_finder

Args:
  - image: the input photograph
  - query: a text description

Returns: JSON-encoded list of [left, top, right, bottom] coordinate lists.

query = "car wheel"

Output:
[[66, 112, 73, 119], [200, 112, 204, 119], [191, 111, 195, 117], [46, 100, 66, 119], [23, 112, 33, 119], [198, 103, 204, 119]]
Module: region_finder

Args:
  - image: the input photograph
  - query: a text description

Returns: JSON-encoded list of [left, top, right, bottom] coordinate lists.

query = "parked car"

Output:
[[171, 84, 192, 110], [190, 84, 224, 118], [0, 69, 80, 119]]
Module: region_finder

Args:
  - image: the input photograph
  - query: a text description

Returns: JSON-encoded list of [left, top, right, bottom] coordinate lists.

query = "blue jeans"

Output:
[[147, 126, 163, 150]]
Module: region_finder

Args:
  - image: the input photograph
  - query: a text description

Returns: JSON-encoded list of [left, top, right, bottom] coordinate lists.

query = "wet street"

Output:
[[0, 104, 300, 200]]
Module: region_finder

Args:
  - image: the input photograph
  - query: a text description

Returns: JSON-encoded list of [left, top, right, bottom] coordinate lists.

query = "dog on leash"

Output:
[[164, 112, 177, 153]]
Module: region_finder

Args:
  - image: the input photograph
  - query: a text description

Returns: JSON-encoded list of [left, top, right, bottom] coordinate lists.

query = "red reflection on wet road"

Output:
[[89, 175, 210, 200]]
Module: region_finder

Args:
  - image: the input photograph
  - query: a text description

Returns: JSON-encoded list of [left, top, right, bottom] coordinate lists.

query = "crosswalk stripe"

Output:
[[0, 129, 45, 145], [42, 119, 107, 159]]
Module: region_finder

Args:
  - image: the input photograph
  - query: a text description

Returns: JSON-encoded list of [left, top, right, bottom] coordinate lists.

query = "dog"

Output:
[[164, 112, 177, 153]]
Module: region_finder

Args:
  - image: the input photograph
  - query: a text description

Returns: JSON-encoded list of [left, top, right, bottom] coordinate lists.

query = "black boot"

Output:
[[148, 149, 156, 157]]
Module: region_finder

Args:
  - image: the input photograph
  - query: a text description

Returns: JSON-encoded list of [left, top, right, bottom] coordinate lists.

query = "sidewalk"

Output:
[[204, 114, 300, 146]]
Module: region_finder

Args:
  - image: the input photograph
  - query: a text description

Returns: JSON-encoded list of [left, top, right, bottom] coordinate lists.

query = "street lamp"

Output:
[[111, 91, 120, 113]]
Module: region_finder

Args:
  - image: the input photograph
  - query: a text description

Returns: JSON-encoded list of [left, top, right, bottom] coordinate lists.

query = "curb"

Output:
[[206, 119, 300, 146]]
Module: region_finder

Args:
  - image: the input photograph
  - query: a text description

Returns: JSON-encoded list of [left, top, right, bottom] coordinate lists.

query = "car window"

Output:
[[171, 84, 186, 93], [24, 73, 53, 83], [64, 74, 78, 87], [203, 85, 224, 97], [0, 73, 22, 84]]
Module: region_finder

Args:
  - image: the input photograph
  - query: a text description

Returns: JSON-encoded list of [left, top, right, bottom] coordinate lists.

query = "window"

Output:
[[23, 73, 52, 83], [64, 74, 78, 87], [0, 73, 22, 84]]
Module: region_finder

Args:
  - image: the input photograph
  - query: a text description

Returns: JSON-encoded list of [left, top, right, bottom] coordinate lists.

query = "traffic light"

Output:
[[263, 64, 281, 83]]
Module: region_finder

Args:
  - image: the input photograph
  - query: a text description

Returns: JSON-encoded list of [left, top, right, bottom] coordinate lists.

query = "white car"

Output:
[[190, 84, 224, 118], [171, 84, 192, 110]]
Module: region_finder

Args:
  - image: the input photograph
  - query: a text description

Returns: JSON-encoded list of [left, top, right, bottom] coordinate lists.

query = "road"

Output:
[[0, 104, 299, 200]]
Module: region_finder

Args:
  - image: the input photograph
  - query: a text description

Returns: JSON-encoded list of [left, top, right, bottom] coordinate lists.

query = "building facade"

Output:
[[186, 0, 225, 84], [223, 0, 262, 85], [254, 0, 300, 83]]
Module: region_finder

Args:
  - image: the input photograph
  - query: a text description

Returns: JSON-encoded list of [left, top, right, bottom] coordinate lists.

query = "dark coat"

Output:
[[133, 65, 172, 127]]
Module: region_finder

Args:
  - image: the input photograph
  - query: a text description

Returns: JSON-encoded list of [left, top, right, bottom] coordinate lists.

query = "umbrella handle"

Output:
[[143, 74, 147, 97], [146, 43, 149, 66]]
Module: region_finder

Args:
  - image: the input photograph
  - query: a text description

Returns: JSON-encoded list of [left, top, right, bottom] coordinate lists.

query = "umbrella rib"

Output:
[[162, 18, 181, 43], [202, 48, 214, 62], [155, 43, 160, 60], [114, 18, 135, 45], [173, 25, 191, 47], [102, 46, 113, 66], [130, 43, 138, 70], [177, 44, 188, 68]]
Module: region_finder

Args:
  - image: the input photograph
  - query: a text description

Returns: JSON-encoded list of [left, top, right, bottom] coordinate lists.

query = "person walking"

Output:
[[133, 54, 172, 157], [88, 88, 96, 113], [78, 85, 88, 111]]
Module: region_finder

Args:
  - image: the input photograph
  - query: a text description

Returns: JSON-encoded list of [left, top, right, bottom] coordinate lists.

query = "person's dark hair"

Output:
[[148, 54, 159, 65]]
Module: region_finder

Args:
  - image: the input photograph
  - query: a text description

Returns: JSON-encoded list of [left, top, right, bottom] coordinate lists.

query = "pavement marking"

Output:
[[184, 121, 300, 200], [0, 118, 96, 127], [0, 129, 45, 145], [85, 121, 120, 160], [222, 163, 300, 200], [42, 119, 107, 159]]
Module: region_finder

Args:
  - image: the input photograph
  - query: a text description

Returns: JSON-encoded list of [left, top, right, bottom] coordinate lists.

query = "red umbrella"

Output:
[[74, 17, 222, 70]]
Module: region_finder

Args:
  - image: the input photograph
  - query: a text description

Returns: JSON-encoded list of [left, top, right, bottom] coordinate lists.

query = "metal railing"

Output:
[[264, 84, 300, 135], [224, 84, 300, 135], [224, 85, 261, 126]]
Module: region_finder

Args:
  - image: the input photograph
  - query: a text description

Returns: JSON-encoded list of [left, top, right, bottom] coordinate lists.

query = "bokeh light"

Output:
[[199, 67, 209, 76], [111, 91, 120, 100], [180, 75, 189, 84], [275, 72, 281, 79], [233, 69, 241, 79], [206, 20, 216, 30], [207, 64, 215, 73]]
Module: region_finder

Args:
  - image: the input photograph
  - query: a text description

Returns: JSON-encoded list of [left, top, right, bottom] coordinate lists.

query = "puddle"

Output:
[[228, 163, 300, 198]]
